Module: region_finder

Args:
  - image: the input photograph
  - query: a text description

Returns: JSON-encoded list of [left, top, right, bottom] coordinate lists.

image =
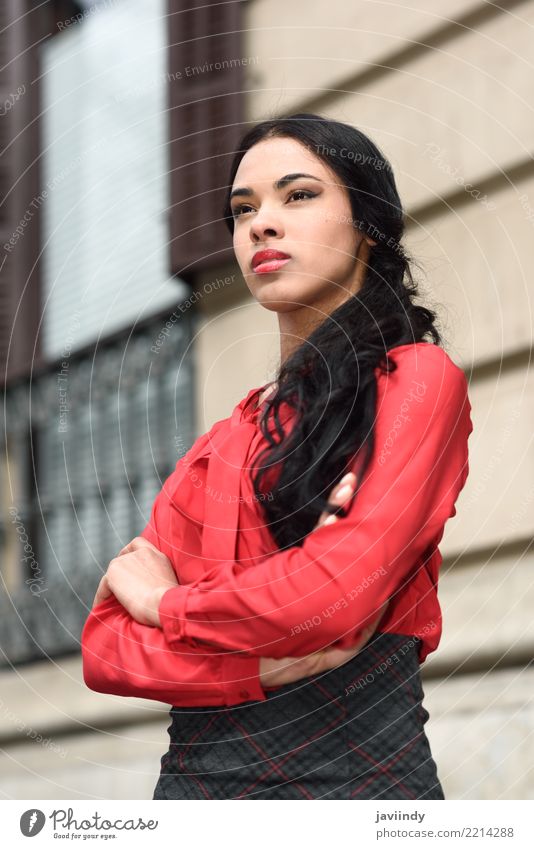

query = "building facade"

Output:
[[1, 0, 533, 799]]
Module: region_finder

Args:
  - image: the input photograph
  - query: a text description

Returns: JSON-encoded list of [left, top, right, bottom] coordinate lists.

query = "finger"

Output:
[[321, 514, 338, 527], [92, 575, 111, 607], [316, 472, 356, 527], [117, 536, 156, 557], [116, 537, 143, 557]]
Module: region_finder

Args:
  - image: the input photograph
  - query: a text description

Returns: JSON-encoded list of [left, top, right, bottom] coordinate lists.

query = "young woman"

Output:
[[81, 113, 473, 800]]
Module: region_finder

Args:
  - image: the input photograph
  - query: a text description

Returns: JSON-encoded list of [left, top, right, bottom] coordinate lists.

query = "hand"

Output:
[[259, 602, 388, 689], [92, 536, 179, 627], [259, 472, 389, 690], [314, 470, 357, 529]]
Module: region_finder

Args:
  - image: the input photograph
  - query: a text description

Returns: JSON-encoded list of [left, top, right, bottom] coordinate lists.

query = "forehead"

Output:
[[232, 136, 335, 187]]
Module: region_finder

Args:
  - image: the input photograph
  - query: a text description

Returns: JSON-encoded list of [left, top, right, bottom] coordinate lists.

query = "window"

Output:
[[0, 313, 194, 665]]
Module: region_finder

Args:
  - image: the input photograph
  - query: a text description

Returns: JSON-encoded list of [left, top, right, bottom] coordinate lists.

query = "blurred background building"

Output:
[[1, 0, 533, 799]]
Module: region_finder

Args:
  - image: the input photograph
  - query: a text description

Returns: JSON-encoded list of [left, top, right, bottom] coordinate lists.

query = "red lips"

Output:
[[251, 249, 291, 270]]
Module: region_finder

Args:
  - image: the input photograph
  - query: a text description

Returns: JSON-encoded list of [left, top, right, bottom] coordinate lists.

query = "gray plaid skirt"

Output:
[[152, 630, 444, 800]]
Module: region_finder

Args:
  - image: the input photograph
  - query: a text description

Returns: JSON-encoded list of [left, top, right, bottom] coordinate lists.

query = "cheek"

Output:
[[314, 224, 358, 270], [328, 219, 357, 247], [238, 230, 257, 249], [233, 235, 249, 270]]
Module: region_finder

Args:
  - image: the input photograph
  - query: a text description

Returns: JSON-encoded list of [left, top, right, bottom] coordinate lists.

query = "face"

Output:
[[229, 136, 374, 317]]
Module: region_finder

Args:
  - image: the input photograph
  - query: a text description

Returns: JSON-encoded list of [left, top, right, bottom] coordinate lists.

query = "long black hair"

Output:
[[222, 112, 441, 551]]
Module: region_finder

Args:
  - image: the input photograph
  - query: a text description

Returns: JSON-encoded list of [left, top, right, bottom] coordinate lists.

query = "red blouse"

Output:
[[81, 342, 473, 708]]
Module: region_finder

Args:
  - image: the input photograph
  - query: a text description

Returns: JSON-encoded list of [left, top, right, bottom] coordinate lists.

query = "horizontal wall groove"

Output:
[[277, 0, 529, 118], [423, 649, 534, 682], [406, 154, 534, 228], [443, 533, 534, 571], [0, 707, 168, 749], [458, 345, 534, 382]]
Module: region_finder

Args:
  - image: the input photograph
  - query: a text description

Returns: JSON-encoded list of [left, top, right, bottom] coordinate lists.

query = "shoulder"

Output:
[[374, 343, 472, 446], [383, 341, 464, 373], [377, 342, 469, 404], [371, 343, 473, 469]]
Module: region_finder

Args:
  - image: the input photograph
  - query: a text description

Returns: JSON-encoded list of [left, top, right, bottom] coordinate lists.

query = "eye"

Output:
[[289, 189, 316, 202], [231, 189, 317, 219], [231, 202, 254, 218]]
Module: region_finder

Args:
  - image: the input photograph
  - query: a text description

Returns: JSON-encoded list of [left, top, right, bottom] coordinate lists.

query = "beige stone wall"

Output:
[[2, 0, 531, 800], [177, 0, 534, 800], [189, 261, 280, 430], [0, 657, 169, 800]]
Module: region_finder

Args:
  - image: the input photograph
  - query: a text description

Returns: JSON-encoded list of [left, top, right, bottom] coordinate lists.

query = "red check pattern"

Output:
[[152, 631, 445, 800]]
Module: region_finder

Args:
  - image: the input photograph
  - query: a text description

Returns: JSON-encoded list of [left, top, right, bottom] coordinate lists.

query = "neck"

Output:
[[276, 293, 346, 366], [275, 238, 372, 367]]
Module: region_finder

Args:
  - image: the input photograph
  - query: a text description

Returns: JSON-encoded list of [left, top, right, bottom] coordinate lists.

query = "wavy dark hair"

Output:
[[222, 112, 442, 551]]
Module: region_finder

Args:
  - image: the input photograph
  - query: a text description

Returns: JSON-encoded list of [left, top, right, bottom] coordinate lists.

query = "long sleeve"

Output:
[[81, 596, 266, 706], [157, 347, 473, 659], [80, 464, 267, 706]]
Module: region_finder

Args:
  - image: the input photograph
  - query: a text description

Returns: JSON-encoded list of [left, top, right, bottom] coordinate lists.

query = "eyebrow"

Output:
[[229, 172, 324, 202]]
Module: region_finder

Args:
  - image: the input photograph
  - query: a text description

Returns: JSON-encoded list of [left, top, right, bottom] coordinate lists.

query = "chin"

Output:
[[254, 298, 303, 313], [247, 276, 327, 310]]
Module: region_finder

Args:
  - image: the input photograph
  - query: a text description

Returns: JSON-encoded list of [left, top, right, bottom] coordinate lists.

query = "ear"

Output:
[[355, 236, 376, 259]]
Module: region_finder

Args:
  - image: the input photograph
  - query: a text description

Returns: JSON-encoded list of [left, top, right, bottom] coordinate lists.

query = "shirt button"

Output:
[[238, 689, 250, 700]]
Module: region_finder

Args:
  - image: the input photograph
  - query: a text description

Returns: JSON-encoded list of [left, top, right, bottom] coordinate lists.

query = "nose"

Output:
[[249, 205, 283, 241]]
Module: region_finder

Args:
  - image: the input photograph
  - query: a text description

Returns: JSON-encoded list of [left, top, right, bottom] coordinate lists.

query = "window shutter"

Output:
[[0, 1, 46, 383], [167, 0, 245, 281]]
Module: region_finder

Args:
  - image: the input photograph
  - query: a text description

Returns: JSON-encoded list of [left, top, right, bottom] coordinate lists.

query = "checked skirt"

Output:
[[152, 631, 445, 800]]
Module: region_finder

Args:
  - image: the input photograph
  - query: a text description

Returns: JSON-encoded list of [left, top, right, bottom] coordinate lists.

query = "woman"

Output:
[[81, 113, 473, 800]]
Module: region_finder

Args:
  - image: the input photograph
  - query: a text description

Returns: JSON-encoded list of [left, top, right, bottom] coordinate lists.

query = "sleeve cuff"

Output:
[[158, 584, 197, 647], [158, 586, 267, 705], [220, 653, 267, 705]]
